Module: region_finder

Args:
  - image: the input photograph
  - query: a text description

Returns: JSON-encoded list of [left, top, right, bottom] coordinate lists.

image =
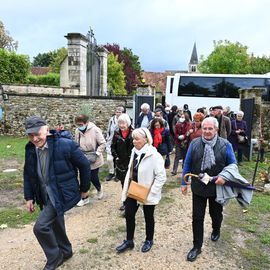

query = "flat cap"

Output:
[[25, 116, 47, 134], [212, 105, 223, 110]]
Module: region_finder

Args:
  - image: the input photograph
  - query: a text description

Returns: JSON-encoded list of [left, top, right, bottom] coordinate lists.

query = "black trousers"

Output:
[[192, 193, 223, 248], [125, 198, 155, 241], [33, 199, 72, 265]]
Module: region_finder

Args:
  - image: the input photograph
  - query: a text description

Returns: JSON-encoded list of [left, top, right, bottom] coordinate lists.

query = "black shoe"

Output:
[[63, 251, 73, 262], [171, 171, 177, 176], [106, 173, 115, 181], [187, 247, 201, 262], [211, 231, 220, 242], [119, 204, 125, 211], [43, 252, 64, 270], [116, 240, 134, 253], [141, 240, 153, 253]]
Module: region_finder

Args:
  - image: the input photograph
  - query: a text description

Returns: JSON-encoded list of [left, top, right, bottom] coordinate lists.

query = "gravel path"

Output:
[[0, 171, 239, 270]]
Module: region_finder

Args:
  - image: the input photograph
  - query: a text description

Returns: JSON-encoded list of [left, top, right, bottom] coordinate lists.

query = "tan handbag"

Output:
[[127, 180, 151, 203], [127, 157, 154, 204]]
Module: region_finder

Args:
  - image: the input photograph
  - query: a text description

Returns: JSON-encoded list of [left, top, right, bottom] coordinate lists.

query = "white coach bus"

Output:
[[165, 73, 270, 115]]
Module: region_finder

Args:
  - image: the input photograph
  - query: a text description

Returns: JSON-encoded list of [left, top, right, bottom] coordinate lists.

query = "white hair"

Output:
[[236, 110, 244, 117], [117, 113, 131, 127], [132, 127, 153, 145], [202, 117, 219, 129], [140, 103, 150, 110]]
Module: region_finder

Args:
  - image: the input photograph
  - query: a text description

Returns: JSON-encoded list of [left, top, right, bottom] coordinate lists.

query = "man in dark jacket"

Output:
[[181, 117, 236, 262], [24, 116, 91, 270]]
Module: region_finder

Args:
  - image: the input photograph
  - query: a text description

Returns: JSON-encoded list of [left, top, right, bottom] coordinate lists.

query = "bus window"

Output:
[[170, 77, 174, 94], [178, 76, 223, 97], [225, 78, 265, 98]]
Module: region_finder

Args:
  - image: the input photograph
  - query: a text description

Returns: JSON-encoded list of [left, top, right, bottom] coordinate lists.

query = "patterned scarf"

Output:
[[153, 128, 164, 148], [201, 134, 218, 171]]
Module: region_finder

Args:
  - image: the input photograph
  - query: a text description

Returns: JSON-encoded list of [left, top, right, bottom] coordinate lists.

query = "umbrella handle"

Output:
[[183, 173, 199, 184]]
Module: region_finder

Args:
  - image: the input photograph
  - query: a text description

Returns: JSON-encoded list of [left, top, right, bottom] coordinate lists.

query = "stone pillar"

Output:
[[65, 33, 88, 95], [97, 47, 108, 96], [239, 88, 265, 139], [136, 84, 155, 96]]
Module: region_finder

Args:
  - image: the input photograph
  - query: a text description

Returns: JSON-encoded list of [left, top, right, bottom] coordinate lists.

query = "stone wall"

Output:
[[0, 92, 132, 137], [2, 84, 80, 96], [261, 102, 270, 140]]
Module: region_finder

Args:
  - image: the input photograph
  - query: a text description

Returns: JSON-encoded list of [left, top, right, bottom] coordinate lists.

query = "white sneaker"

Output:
[[76, 197, 90, 207], [97, 186, 104, 200]]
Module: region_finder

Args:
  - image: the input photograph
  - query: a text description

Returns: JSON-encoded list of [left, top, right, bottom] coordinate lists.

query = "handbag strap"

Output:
[[128, 154, 155, 189]]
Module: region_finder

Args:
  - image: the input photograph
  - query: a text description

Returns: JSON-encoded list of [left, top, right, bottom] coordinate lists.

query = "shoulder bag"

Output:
[[234, 121, 248, 144], [78, 133, 98, 162], [127, 158, 155, 204]]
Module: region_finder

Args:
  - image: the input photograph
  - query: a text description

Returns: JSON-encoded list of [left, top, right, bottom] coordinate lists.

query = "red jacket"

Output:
[[174, 121, 192, 145]]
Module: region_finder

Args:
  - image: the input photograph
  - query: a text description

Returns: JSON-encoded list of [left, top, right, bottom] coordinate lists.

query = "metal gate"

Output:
[[240, 98, 255, 160], [86, 28, 100, 96]]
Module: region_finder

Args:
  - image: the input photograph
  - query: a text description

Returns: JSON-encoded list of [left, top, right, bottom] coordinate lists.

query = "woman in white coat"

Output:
[[116, 127, 167, 253]]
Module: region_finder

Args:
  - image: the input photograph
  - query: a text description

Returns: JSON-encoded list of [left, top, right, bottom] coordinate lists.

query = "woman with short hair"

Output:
[[228, 111, 247, 165], [116, 128, 166, 253], [111, 113, 134, 211], [74, 114, 106, 206]]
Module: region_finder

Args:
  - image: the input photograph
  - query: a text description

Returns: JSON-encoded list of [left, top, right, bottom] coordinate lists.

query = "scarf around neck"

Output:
[[134, 143, 149, 164], [153, 127, 164, 148], [201, 134, 218, 171]]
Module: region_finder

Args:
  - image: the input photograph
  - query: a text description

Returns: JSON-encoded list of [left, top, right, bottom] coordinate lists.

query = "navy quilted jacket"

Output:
[[23, 131, 91, 215]]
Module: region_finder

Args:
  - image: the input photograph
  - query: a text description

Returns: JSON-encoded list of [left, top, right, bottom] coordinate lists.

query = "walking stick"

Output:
[[252, 139, 262, 186]]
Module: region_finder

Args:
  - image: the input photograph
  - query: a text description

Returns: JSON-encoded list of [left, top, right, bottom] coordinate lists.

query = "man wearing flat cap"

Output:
[[24, 116, 91, 270], [211, 106, 231, 139]]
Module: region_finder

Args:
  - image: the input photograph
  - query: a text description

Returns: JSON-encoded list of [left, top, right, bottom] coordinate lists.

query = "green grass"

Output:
[[106, 225, 126, 237], [0, 136, 27, 161], [87, 237, 98, 244], [223, 192, 270, 270], [0, 207, 40, 228], [79, 248, 89, 254], [0, 171, 23, 190]]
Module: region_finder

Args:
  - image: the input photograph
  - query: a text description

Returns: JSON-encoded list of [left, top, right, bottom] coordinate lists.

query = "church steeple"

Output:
[[189, 42, 198, 73]]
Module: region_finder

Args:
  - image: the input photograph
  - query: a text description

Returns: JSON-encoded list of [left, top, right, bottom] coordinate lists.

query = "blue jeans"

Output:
[[90, 168, 101, 191]]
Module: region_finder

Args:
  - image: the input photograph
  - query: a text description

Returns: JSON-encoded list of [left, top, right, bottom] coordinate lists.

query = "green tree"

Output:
[[199, 40, 250, 74], [0, 21, 18, 51], [104, 44, 143, 94], [107, 53, 127, 96], [32, 51, 56, 67], [0, 49, 30, 83], [247, 55, 270, 74], [49, 47, 67, 73]]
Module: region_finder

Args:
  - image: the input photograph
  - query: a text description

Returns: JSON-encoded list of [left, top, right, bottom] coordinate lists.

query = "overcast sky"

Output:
[[1, 0, 270, 72]]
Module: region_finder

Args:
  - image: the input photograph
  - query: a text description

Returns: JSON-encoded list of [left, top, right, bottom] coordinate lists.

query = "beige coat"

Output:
[[219, 115, 231, 139], [75, 122, 106, 170], [121, 145, 167, 205]]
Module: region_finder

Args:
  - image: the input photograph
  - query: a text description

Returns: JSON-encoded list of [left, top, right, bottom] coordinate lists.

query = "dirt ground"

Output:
[[0, 169, 241, 270]]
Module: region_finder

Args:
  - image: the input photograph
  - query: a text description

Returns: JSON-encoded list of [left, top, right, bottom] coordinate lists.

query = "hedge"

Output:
[[0, 49, 30, 84], [25, 73, 60, 86]]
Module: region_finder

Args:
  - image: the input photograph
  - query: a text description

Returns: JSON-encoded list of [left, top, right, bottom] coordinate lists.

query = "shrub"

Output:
[[25, 73, 60, 86], [0, 49, 30, 83]]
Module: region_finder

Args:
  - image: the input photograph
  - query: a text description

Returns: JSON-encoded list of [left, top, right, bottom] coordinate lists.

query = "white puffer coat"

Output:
[[121, 145, 167, 205]]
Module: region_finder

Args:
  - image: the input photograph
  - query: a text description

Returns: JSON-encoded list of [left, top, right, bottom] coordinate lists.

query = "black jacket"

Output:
[[111, 127, 133, 180]]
